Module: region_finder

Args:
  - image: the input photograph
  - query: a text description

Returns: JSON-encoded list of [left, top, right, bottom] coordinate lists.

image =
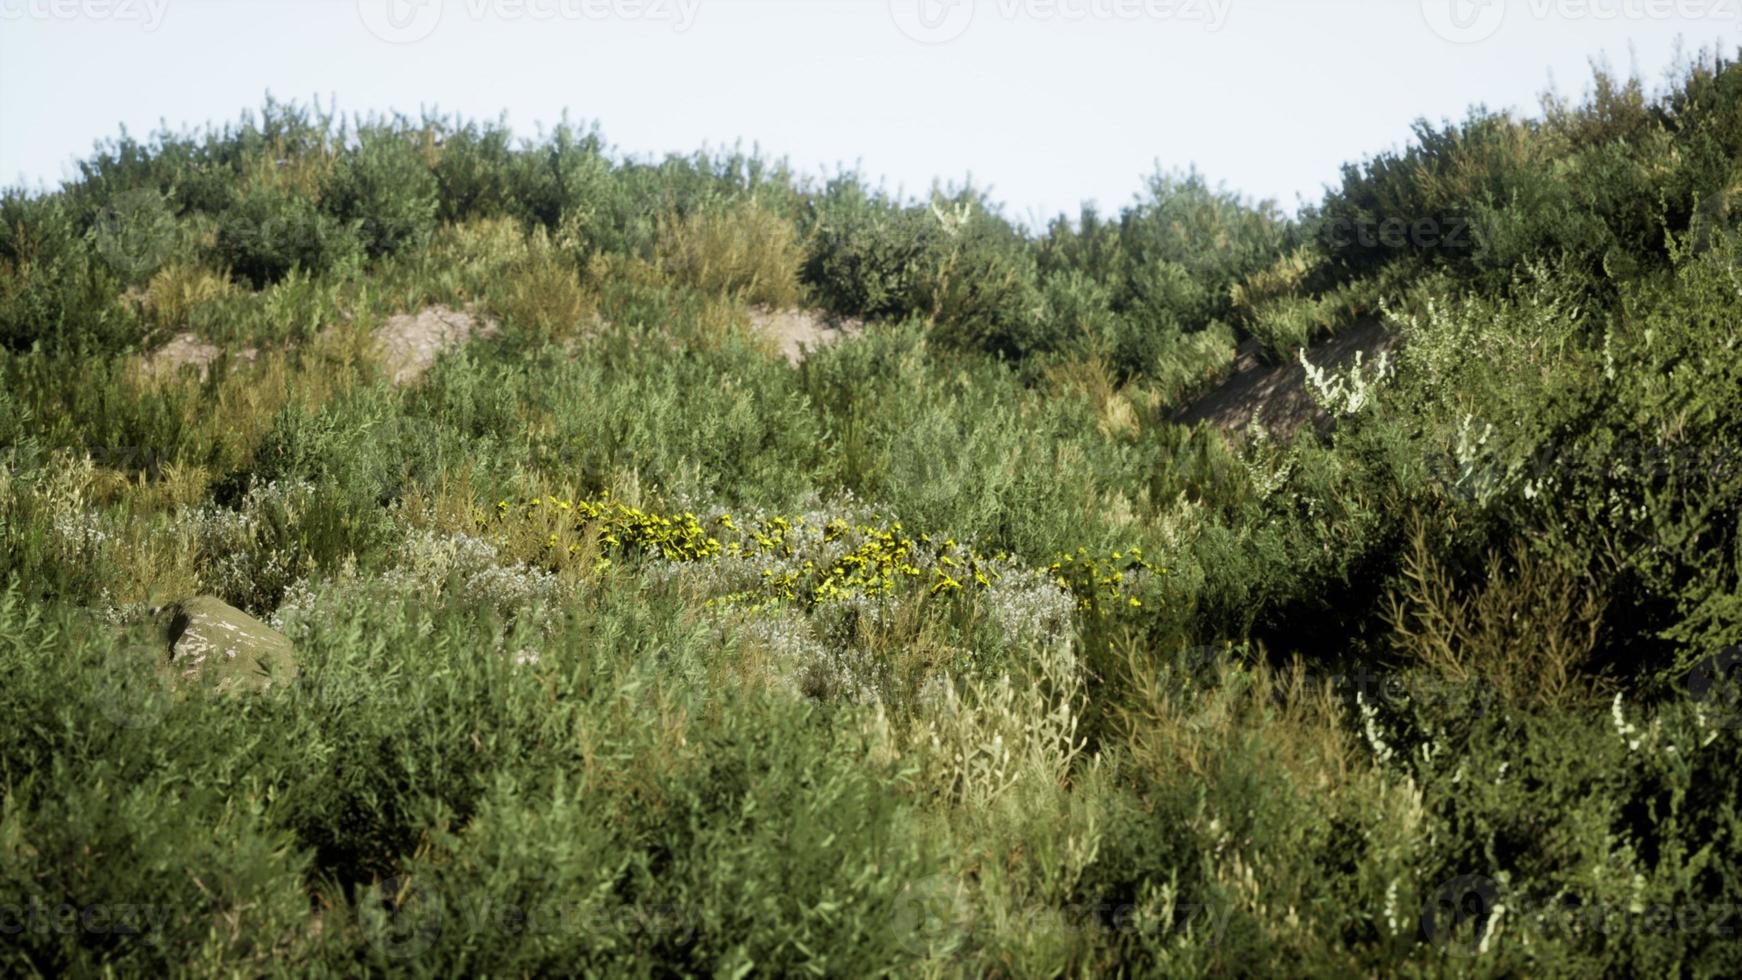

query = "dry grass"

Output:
[[1385, 522, 1609, 709], [491, 230, 599, 345], [655, 199, 804, 308], [140, 263, 241, 332]]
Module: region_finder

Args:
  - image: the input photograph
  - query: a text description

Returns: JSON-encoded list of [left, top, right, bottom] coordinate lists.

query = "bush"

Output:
[[432, 119, 519, 224], [214, 182, 361, 288], [0, 194, 140, 353], [910, 197, 1046, 360], [801, 178, 937, 320], [322, 127, 439, 259], [654, 197, 803, 308], [506, 122, 611, 234]]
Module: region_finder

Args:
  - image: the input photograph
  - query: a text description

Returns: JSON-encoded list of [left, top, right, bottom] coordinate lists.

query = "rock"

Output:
[[1172, 317, 1399, 439], [139, 332, 259, 381], [157, 596, 297, 694]]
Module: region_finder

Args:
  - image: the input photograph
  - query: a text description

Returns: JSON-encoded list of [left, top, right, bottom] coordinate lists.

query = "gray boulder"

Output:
[[157, 596, 298, 694]]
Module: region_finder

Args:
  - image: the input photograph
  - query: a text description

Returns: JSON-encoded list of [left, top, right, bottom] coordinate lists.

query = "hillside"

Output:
[[2, 56, 1741, 976]]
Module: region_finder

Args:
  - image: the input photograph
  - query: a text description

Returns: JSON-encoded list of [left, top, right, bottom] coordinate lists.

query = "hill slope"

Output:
[[2, 56, 1741, 976]]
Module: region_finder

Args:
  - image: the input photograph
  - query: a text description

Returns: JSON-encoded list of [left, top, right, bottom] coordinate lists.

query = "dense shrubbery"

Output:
[[3, 52, 1742, 976]]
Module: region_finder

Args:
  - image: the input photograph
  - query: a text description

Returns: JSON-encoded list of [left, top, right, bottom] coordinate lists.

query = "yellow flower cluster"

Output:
[[481, 494, 1163, 615], [496, 494, 724, 563], [1047, 548, 1164, 611]]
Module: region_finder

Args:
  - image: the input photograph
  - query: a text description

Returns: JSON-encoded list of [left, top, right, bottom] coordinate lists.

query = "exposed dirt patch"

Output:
[[749, 307, 865, 365], [1174, 318, 1398, 438], [374, 304, 500, 386], [139, 332, 258, 381]]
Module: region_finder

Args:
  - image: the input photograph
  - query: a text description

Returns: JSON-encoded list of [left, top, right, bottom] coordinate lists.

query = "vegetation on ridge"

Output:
[[2, 51, 1741, 976]]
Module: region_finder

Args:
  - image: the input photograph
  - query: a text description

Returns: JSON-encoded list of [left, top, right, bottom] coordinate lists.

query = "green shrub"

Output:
[[6, 59, 1742, 975], [431, 119, 519, 224], [801, 178, 937, 320], [506, 122, 611, 234], [214, 182, 362, 288], [0, 194, 141, 353], [322, 128, 439, 259]]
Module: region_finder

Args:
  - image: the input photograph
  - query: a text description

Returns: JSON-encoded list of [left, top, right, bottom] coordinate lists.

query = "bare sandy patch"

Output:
[[748, 307, 865, 366], [373, 304, 500, 386], [139, 332, 258, 381]]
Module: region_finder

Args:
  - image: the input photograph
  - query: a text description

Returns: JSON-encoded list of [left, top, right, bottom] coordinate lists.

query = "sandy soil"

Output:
[[136, 304, 498, 387], [748, 307, 865, 366], [373, 304, 500, 385], [139, 332, 258, 380]]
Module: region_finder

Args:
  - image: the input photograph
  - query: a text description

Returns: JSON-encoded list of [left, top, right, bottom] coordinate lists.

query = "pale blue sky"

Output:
[[1, 1, 1733, 221]]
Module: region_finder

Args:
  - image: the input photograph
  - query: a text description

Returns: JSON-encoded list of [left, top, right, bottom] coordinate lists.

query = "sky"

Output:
[[1, 0, 1735, 223]]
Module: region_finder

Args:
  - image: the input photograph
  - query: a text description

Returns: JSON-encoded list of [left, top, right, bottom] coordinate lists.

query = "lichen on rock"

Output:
[[156, 596, 297, 694]]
